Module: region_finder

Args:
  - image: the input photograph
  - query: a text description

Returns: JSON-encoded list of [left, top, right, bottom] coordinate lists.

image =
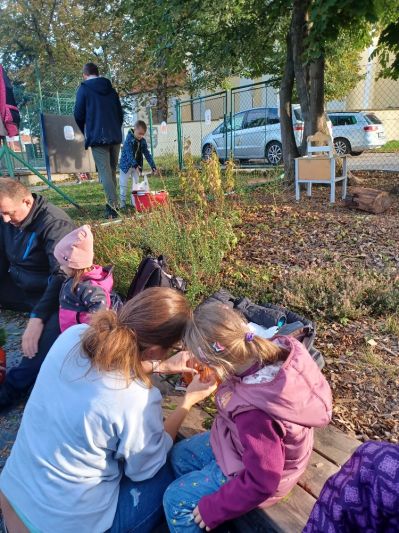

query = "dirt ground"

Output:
[[225, 170, 399, 443]]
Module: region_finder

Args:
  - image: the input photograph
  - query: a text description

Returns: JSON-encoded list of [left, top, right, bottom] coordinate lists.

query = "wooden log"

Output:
[[345, 186, 392, 214], [347, 172, 365, 186]]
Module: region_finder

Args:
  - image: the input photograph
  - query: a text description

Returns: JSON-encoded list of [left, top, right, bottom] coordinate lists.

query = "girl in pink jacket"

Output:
[[163, 302, 332, 532], [54, 225, 114, 332]]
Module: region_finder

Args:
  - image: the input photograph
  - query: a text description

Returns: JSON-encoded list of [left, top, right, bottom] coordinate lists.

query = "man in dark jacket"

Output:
[[0, 178, 75, 409], [74, 62, 123, 218]]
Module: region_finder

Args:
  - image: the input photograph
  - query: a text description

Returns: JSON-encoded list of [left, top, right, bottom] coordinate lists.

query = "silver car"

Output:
[[328, 112, 386, 156], [201, 106, 304, 165]]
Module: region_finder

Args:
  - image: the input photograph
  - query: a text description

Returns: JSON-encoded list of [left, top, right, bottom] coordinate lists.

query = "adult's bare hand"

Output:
[[158, 351, 198, 375], [183, 374, 218, 409], [22, 318, 44, 358]]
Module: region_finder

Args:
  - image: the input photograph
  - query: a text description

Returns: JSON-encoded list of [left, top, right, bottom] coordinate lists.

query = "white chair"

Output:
[[295, 131, 348, 203]]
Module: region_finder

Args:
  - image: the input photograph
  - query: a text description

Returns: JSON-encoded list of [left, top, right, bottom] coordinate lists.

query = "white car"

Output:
[[201, 106, 314, 165], [328, 112, 386, 156]]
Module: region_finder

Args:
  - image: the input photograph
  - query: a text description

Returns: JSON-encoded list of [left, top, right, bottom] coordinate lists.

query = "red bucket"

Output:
[[132, 191, 169, 212]]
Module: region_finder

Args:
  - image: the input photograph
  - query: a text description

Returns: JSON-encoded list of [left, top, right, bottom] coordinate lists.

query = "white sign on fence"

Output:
[[204, 109, 212, 125], [63, 125, 75, 141], [160, 121, 168, 134]]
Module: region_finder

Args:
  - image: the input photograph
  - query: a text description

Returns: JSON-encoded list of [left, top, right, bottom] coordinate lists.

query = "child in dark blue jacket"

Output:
[[119, 120, 157, 208]]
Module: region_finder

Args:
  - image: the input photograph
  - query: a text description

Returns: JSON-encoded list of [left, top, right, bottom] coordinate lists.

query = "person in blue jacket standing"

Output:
[[119, 120, 158, 208], [74, 63, 123, 218]]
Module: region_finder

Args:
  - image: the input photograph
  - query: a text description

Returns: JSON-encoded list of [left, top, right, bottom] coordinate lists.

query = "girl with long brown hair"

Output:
[[0, 288, 217, 533]]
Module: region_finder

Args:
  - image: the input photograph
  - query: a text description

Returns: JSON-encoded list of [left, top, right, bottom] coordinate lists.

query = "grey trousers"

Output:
[[91, 144, 121, 207]]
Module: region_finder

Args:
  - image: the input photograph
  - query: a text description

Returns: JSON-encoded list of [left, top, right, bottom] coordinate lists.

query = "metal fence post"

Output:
[[56, 91, 61, 115], [224, 90, 228, 160], [176, 99, 183, 170], [35, 63, 43, 113], [230, 88, 234, 159], [148, 106, 155, 157]]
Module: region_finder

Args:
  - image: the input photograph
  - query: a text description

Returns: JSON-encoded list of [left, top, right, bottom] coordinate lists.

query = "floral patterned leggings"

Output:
[[163, 432, 227, 532]]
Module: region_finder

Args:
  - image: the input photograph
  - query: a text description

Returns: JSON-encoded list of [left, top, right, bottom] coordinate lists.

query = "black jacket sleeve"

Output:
[[31, 219, 75, 322], [0, 224, 9, 279], [74, 85, 86, 134]]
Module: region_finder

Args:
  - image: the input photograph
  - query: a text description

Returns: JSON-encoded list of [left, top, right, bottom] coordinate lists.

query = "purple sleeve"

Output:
[[198, 410, 284, 529]]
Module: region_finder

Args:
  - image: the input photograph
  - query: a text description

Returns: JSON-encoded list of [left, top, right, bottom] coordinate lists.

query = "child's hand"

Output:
[[193, 506, 210, 531], [152, 168, 159, 175], [183, 374, 218, 408]]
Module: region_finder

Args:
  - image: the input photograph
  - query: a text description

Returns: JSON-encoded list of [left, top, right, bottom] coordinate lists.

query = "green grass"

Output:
[[41, 176, 180, 222], [374, 140, 399, 153]]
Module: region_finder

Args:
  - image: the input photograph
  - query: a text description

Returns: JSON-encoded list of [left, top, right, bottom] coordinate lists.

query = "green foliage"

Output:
[[374, 140, 399, 153], [179, 146, 235, 208], [93, 201, 239, 305], [0, 327, 6, 347], [374, 18, 399, 80], [382, 314, 399, 336]]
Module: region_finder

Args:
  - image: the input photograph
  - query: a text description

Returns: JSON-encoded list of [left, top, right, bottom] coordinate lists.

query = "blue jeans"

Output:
[[163, 432, 227, 532], [108, 462, 174, 533]]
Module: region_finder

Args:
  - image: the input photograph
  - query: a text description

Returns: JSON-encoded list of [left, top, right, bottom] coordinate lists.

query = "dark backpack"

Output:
[[126, 255, 187, 301]]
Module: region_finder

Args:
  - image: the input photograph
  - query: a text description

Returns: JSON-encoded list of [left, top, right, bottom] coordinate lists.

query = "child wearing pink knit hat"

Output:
[[54, 225, 114, 332]]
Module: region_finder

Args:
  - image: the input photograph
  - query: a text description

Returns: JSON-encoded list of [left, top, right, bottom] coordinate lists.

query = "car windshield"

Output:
[[214, 113, 245, 133], [365, 113, 382, 125]]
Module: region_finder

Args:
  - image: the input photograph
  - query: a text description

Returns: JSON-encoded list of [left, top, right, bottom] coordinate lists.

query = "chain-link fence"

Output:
[[0, 80, 78, 175], [173, 72, 399, 172], [4, 59, 398, 177]]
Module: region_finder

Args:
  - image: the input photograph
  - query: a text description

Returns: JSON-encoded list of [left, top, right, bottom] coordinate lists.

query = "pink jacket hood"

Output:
[[228, 335, 332, 428]]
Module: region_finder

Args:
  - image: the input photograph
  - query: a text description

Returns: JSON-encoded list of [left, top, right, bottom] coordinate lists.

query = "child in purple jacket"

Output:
[[54, 225, 113, 332], [163, 303, 332, 532], [304, 441, 399, 533]]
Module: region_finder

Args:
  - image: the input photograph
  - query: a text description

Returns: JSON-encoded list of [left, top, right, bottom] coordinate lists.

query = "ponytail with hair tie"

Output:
[[81, 287, 191, 386]]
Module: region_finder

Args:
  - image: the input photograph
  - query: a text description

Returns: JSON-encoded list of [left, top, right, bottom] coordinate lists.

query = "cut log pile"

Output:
[[345, 186, 393, 214]]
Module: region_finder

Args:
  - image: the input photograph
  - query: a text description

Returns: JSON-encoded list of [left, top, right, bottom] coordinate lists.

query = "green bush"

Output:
[[0, 327, 6, 346], [93, 201, 239, 305]]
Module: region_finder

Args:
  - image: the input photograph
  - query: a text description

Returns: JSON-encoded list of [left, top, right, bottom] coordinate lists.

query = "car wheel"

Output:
[[202, 144, 214, 160], [266, 141, 283, 165], [350, 151, 363, 156], [334, 138, 351, 156]]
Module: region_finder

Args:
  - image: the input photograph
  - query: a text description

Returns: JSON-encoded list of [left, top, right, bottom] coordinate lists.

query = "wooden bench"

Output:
[[162, 387, 361, 532]]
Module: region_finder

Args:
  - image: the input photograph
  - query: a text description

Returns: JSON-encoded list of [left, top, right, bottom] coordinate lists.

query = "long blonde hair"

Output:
[[82, 287, 191, 386], [184, 302, 287, 378]]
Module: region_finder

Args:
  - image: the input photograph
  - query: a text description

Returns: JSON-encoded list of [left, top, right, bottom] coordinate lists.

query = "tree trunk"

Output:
[[291, 0, 311, 155], [280, 31, 299, 184], [156, 76, 169, 123], [309, 55, 329, 135]]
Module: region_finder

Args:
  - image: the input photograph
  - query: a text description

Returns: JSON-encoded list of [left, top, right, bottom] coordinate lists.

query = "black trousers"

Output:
[[0, 275, 60, 390]]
